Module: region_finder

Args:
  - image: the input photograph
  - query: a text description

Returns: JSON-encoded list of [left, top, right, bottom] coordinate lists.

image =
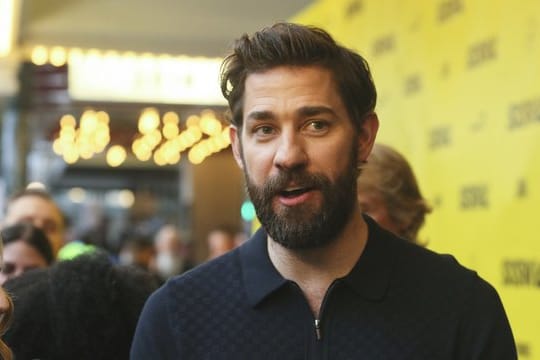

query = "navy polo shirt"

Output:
[[131, 216, 516, 359]]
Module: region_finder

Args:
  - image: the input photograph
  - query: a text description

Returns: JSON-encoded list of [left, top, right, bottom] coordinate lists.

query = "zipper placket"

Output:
[[313, 279, 339, 341], [314, 319, 322, 340]]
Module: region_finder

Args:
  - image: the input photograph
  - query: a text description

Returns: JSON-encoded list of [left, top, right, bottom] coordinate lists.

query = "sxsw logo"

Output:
[[404, 74, 422, 95], [438, 0, 464, 22], [460, 185, 489, 209], [372, 35, 396, 56], [345, 0, 363, 19], [508, 98, 540, 129], [503, 260, 540, 287], [467, 38, 497, 68], [429, 126, 451, 149]]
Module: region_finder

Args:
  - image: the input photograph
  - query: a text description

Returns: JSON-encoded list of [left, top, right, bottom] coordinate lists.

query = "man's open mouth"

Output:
[[279, 187, 313, 198]]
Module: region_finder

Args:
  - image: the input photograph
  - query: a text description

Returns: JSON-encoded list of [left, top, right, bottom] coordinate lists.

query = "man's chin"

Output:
[[264, 216, 333, 250], [271, 201, 319, 220], [273, 237, 333, 250]]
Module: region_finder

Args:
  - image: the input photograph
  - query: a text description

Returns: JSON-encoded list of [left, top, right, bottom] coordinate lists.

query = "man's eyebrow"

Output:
[[246, 110, 276, 122], [297, 106, 337, 118], [246, 106, 338, 121]]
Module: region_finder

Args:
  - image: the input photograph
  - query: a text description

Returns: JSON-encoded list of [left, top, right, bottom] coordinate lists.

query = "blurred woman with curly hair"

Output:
[[357, 143, 432, 244]]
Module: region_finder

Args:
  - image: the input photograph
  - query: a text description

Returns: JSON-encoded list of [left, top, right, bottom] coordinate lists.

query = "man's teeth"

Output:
[[281, 187, 308, 197], [285, 187, 303, 192]]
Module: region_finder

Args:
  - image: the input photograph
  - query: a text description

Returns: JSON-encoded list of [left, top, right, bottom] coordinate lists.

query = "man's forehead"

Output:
[[10, 195, 55, 208], [8, 195, 62, 219], [243, 67, 342, 115]]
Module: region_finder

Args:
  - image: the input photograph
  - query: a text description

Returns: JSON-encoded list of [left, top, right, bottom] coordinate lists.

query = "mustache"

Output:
[[262, 170, 329, 197]]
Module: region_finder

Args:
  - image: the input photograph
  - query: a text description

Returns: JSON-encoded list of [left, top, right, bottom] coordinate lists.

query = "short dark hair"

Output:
[[220, 22, 377, 130], [1, 223, 54, 265]]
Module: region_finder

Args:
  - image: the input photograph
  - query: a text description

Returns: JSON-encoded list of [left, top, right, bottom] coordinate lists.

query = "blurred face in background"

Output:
[[153, 225, 186, 280], [155, 226, 182, 254], [357, 191, 402, 236], [207, 230, 236, 260], [0, 240, 49, 285], [4, 195, 64, 255]]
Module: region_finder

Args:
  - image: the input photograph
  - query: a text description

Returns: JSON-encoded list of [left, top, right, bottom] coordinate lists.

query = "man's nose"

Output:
[[273, 132, 308, 171]]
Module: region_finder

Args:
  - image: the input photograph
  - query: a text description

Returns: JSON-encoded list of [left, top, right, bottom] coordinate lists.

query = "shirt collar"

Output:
[[342, 215, 400, 301], [240, 215, 400, 307], [240, 227, 288, 307]]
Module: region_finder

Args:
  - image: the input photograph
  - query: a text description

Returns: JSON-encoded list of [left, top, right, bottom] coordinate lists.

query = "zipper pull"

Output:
[[314, 319, 322, 340]]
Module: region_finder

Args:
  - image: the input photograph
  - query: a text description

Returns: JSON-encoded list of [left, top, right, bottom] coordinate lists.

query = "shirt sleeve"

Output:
[[130, 284, 178, 359], [456, 274, 517, 360]]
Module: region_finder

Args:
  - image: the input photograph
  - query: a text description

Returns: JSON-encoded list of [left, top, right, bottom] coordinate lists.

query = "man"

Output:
[[152, 224, 192, 281], [3, 188, 65, 257], [131, 23, 516, 359]]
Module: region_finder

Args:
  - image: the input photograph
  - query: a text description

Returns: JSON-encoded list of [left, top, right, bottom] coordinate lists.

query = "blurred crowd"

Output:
[[0, 186, 242, 359]]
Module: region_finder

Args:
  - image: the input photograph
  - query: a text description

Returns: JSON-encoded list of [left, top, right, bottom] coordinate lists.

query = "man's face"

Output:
[[4, 196, 64, 255], [230, 65, 377, 249]]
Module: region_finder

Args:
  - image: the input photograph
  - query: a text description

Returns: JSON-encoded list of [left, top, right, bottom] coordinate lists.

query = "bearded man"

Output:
[[131, 22, 516, 359]]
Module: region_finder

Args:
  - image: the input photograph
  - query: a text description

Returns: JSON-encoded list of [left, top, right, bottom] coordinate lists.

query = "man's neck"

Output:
[[267, 209, 369, 316]]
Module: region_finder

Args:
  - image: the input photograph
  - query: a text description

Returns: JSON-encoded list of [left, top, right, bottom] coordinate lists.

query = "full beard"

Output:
[[245, 147, 359, 250]]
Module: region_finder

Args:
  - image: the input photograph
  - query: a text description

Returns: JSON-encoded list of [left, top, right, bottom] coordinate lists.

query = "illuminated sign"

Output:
[[68, 51, 227, 105]]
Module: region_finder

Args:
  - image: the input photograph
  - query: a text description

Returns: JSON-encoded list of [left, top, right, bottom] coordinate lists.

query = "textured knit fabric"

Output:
[[131, 216, 517, 359]]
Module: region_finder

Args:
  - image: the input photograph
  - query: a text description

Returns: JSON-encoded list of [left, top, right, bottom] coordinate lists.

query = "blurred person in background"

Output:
[[0, 223, 54, 285], [234, 230, 248, 247], [2, 188, 65, 257], [0, 235, 14, 360], [57, 213, 104, 261], [357, 143, 432, 244], [151, 224, 193, 282], [118, 232, 155, 272], [206, 225, 237, 260], [3, 253, 158, 360]]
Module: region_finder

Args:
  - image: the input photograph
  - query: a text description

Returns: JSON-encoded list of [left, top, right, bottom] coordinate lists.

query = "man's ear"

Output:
[[229, 126, 244, 170], [357, 112, 379, 162]]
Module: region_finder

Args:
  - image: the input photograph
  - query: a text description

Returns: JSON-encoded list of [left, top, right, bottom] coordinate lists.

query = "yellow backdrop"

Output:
[[294, 0, 539, 358]]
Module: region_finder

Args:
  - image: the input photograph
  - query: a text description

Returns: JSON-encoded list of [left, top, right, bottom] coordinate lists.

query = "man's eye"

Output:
[[254, 126, 275, 136], [306, 120, 329, 132]]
